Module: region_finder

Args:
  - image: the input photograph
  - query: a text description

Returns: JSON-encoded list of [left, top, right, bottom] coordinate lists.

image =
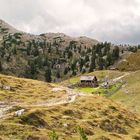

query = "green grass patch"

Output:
[[69, 77, 80, 84], [76, 87, 99, 93], [75, 82, 122, 96]]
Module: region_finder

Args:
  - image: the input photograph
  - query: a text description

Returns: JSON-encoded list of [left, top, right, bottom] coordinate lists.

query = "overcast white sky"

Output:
[[0, 0, 140, 44]]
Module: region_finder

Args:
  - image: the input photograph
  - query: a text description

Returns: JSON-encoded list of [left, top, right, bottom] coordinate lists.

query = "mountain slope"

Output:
[[0, 19, 127, 82], [117, 50, 140, 71], [110, 70, 140, 113], [0, 73, 66, 105], [40, 33, 98, 48], [0, 74, 139, 140], [0, 19, 99, 81], [0, 19, 20, 34]]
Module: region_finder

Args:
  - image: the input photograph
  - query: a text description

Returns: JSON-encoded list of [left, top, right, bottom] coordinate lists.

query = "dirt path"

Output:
[[0, 105, 12, 119], [21, 88, 93, 108], [0, 86, 93, 118], [112, 72, 130, 82], [20, 73, 131, 108]]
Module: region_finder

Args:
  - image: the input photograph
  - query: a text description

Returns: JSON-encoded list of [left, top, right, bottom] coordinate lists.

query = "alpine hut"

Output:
[[80, 76, 98, 87]]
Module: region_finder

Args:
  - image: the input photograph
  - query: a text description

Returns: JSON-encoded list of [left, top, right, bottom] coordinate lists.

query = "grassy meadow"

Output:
[[0, 71, 139, 139]]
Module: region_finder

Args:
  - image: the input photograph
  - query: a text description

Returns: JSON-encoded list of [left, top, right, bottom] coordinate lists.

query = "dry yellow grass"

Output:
[[0, 74, 139, 140], [0, 74, 66, 105], [118, 50, 140, 71], [1, 96, 140, 140]]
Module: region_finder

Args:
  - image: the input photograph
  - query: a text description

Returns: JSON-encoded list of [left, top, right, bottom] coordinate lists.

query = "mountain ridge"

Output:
[[0, 19, 105, 82], [0, 19, 99, 45], [0, 19, 139, 82], [0, 19, 21, 33]]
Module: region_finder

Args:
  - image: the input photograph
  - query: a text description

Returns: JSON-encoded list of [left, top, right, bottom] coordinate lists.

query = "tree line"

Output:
[[0, 32, 139, 82]]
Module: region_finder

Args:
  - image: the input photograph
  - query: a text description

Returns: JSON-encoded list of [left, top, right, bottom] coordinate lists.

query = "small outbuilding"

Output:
[[80, 76, 98, 87], [108, 66, 117, 70]]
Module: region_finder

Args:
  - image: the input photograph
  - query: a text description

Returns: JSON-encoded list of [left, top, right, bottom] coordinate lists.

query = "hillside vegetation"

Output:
[[0, 74, 139, 139], [110, 70, 140, 113], [117, 50, 140, 71], [0, 19, 139, 83]]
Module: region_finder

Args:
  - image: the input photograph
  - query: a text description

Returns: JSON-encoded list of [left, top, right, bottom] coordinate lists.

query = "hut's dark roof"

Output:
[[80, 76, 95, 81]]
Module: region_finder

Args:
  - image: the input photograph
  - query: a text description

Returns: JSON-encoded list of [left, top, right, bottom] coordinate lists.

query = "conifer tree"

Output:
[[56, 69, 61, 79], [112, 46, 120, 60], [89, 55, 96, 72], [45, 68, 52, 82], [0, 61, 3, 72], [106, 52, 113, 67], [97, 57, 104, 70], [64, 67, 68, 75]]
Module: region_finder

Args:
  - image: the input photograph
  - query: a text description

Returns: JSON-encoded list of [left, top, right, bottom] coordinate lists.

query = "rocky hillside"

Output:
[[0, 74, 139, 140], [117, 50, 140, 71], [1, 19, 137, 82], [0, 19, 20, 34]]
